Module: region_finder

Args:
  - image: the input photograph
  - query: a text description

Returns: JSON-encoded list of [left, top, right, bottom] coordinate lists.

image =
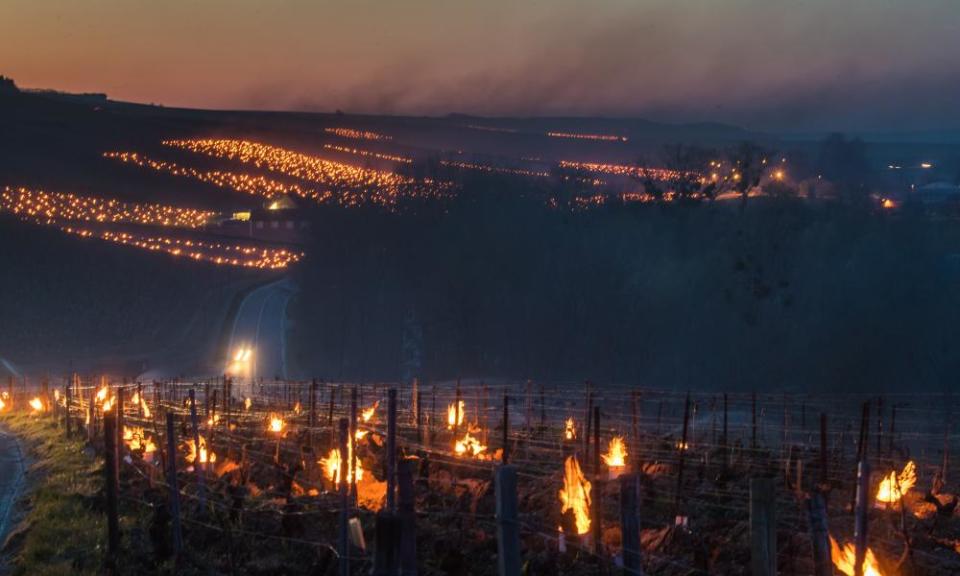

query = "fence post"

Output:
[[502, 393, 510, 465], [675, 392, 691, 517], [620, 474, 643, 575], [495, 465, 521, 576], [750, 477, 776, 576], [351, 387, 359, 506], [806, 491, 833, 576], [165, 412, 183, 559], [338, 417, 350, 576], [103, 411, 121, 570], [398, 458, 417, 575], [387, 388, 397, 511], [820, 413, 829, 489], [853, 460, 870, 576], [65, 377, 73, 437], [188, 389, 206, 513], [592, 405, 602, 557]]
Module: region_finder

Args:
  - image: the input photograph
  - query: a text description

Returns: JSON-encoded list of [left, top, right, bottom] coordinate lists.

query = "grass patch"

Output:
[[1, 413, 105, 575]]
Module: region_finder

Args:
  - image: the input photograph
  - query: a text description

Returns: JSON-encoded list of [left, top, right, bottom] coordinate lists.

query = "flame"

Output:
[[320, 448, 363, 485], [447, 400, 465, 429], [361, 401, 379, 423], [207, 413, 220, 427], [102, 395, 116, 412], [676, 440, 689, 451], [454, 432, 489, 459], [0, 397, 5, 411], [601, 436, 628, 468], [227, 347, 254, 376], [355, 429, 369, 441], [830, 536, 883, 576], [123, 426, 157, 455], [876, 461, 917, 504], [131, 391, 152, 417], [564, 418, 577, 440], [293, 401, 301, 415], [244, 397, 252, 411], [268, 414, 285, 434], [558, 456, 592, 535], [29, 397, 44, 412], [184, 434, 216, 465], [96, 386, 108, 403]]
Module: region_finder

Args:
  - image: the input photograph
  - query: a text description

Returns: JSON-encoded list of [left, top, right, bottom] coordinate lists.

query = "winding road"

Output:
[[225, 277, 297, 382]]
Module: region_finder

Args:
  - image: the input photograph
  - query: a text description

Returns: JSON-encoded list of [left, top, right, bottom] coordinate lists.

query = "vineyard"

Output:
[[3, 377, 960, 575]]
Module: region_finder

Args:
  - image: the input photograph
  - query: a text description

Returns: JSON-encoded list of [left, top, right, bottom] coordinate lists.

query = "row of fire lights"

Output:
[[2, 387, 914, 575]]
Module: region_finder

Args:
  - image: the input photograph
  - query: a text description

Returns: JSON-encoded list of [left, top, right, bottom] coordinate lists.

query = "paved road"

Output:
[[226, 277, 297, 383], [0, 429, 25, 554]]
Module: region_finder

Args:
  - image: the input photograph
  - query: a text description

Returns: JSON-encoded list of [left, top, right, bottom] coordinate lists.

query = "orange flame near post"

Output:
[[184, 435, 216, 465], [447, 400, 465, 429], [320, 448, 363, 485], [876, 461, 916, 505], [558, 455, 592, 535], [601, 436, 628, 468], [830, 536, 883, 576], [361, 401, 379, 423], [29, 397, 45, 412], [123, 426, 157, 455], [564, 418, 577, 440]]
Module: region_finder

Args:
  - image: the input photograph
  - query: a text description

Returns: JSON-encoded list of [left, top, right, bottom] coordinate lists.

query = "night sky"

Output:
[[2, 0, 958, 132]]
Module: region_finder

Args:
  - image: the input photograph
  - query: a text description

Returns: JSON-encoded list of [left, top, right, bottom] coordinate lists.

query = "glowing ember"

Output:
[[28, 397, 44, 412], [184, 435, 216, 465], [830, 536, 883, 576], [558, 455, 592, 535], [564, 418, 577, 440], [454, 432, 489, 459], [268, 414, 286, 434], [876, 461, 917, 505], [601, 436, 628, 468], [447, 400, 465, 429]]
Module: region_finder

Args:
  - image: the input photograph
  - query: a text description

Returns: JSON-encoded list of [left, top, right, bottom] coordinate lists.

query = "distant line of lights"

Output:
[[323, 144, 412, 164], [60, 226, 303, 269], [162, 139, 453, 208], [324, 127, 392, 141], [464, 125, 519, 134], [440, 160, 550, 178], [0, 185, 215, 228], [558, 160, 693, 181], [104, 151, 329, 203], [547, 132, 628, 143]]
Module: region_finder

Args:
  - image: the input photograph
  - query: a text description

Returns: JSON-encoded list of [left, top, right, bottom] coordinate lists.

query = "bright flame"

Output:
[[565, 418, 577, 440], [123, 426, 157, 455], [244, 397, 252, 411], [558, 456, 592, 535], [320, 448, 364, 485], [293, 401, 302, 415], [227, 347, 253, 376], [454, 432, 488, 459], [96, 386, 108, 403], [876, 461, 917, 504], [29, 397, 44, 412], [601, 436, 628, 468], [185, 434, 216, 465], [361, 401, 379, 423], [447, 400, 465, 429], [207, 413, 220, 427], [102, 396, 116, 412], [131, 391, 151, 417], [268, 414, 286, 434], [830, 536, 883, 576], [0, 397, 5, 411]]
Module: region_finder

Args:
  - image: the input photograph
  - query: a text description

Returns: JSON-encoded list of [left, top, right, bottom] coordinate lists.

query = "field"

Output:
[[4, 379, 960, 575]]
